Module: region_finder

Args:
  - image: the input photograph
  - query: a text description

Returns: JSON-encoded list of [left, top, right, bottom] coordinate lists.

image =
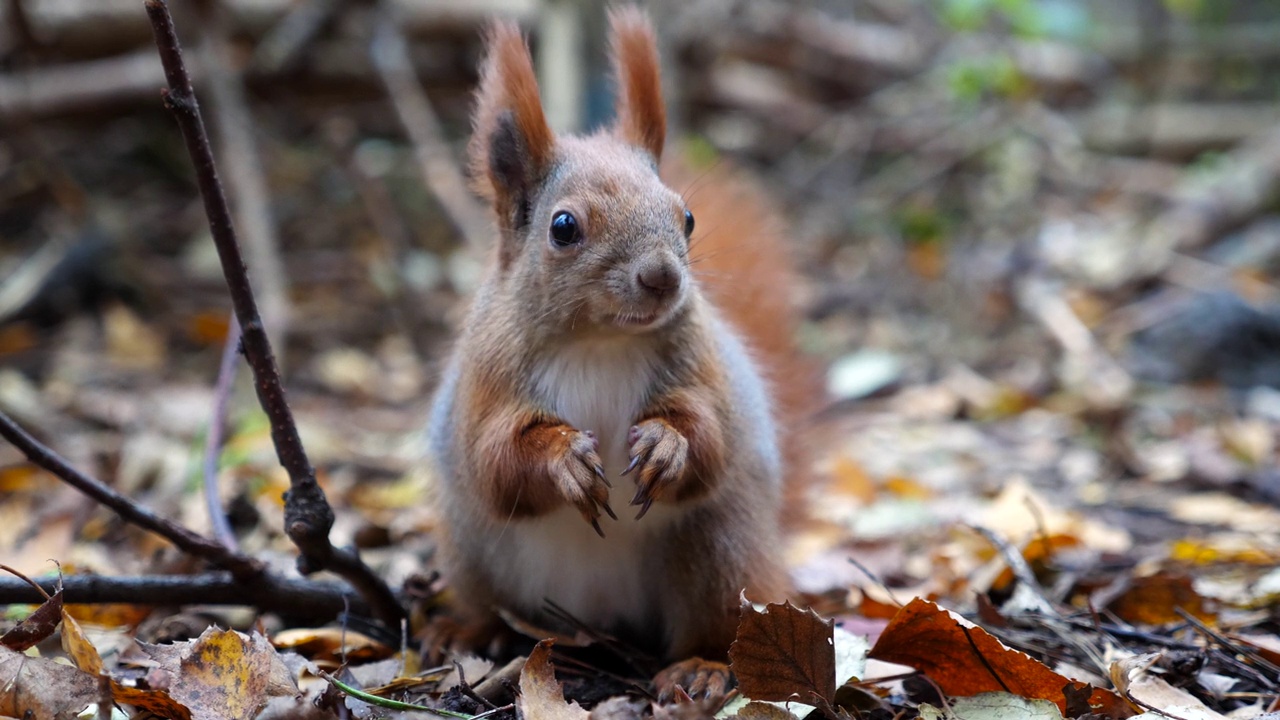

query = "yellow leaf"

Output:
[[59, 611, 103, 675]]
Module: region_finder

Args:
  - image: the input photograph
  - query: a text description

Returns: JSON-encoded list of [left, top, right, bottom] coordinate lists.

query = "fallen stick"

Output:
[[144, 0, 404, 628], [0, 573, 365, 622]]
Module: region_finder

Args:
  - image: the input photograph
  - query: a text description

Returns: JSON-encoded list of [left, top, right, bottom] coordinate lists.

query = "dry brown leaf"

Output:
[[64, 603, 153, 629], [730, 701, 799, 719], [0, 645, 101, 719], [270, 627, 393, 665], [1107, 573, 1215, 625], [868, 598, 1133, 718], [0, 587, 62, 651], [171, 627, 299, 720], [517, 640, 589, 720], [111, 683, 193, 720], [729, 599, 835, 705], [112, 628, 297, 720], [990, 534, 1081, 593], [60, 610, 104, 674], [830, 457, 877, 503]]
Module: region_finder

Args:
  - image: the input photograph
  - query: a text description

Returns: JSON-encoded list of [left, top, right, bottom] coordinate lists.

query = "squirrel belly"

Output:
[[427, 294, 787, 656]]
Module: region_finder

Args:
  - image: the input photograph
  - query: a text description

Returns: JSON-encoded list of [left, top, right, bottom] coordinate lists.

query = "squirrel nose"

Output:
[[637, 264, 680, 298]]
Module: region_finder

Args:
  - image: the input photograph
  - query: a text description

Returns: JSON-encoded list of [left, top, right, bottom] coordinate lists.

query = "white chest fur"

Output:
[[482, 336, 683, 632]]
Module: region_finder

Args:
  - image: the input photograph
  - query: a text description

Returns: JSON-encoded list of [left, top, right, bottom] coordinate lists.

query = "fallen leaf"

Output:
[[0, 587, 62, 651], [111, 628, 297, 720], [918, 691, 1064, 719], [172, 627, 299, 720], [517, 640, 588, 720], [729, 598, 835, 705], [868, 598, 1132, 718], [110, 683, 192, 720], [1112, 653, 1228, 720], [726, 701, 799, 719], [64, 603, 153, 629], [0, 645, 100, 719], [60, 610, 104, 674], [1107, 574, 1215, 625], [270, 627, 393, 665]]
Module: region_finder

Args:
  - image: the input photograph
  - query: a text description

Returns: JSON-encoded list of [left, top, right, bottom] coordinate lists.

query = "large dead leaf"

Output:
[[868, 598, 1133, 718], [729, 599, 835, 705], [172, 628, 299, 720], [112, 627, 298, 720], [0, 645, 101, 719], [517, 640, 589, 720]]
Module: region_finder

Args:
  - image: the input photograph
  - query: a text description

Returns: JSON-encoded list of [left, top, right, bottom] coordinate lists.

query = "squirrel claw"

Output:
[[621, 454, 641, 476], [602, 500, 618, 521], [594, 464, 611, 486], [590, 517, 606, 538], [634, 497, 654, 520]]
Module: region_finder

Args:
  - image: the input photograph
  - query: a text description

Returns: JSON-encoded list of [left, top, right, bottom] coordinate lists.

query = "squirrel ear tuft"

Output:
[[468, 21, 554, 245], [609, 6, 665, 160]]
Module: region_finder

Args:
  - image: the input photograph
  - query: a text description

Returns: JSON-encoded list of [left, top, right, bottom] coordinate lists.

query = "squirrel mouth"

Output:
[[612, 311, 662, 329]]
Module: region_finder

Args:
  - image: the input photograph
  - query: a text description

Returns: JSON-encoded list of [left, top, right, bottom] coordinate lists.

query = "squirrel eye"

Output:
[[550, 211, 580, 247], [683, 209, 695, 237]]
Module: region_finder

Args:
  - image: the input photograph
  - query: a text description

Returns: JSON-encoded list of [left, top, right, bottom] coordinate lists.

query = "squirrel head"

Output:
[[468, 7, 695, 337]]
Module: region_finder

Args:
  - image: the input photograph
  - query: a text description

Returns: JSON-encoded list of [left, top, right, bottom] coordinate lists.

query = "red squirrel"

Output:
[[426, 6, 814, 696]]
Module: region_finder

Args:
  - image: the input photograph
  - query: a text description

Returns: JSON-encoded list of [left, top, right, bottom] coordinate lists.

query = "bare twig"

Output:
[[369, 5, 489, 249], [0, 572, 365, 622], [144, 0, 404, 628], [0, 410, 263, 580], [203, 312, 241, 551]]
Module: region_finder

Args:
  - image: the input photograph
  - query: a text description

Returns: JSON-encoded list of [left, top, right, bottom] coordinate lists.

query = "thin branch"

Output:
[[0, 573, 366, 622], [203, 312, 241, 551], [144, 0, 404, 628], [0, 410, 262, 581]]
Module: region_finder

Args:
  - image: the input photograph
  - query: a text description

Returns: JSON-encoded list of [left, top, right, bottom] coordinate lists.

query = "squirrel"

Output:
[[425, 6, 816, 698]]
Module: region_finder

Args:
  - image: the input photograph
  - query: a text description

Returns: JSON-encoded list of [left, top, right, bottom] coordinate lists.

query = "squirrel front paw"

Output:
[[624, 419, 689, 519], [550, 429, 616, 536]]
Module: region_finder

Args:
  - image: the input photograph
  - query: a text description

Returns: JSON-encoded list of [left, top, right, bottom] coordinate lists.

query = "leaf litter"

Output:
[[5, 1, 1280, 719]]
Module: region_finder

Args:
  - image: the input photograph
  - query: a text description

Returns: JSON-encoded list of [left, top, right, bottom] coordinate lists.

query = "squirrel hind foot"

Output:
[[653, 657, 733, 704]]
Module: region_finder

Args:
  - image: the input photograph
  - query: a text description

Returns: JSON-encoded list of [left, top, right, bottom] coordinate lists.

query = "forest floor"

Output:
[[2, 1, 1280, 718]]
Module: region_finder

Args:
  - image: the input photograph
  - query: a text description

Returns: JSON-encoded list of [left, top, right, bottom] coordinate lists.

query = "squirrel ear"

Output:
[[468, 21, 554, 243], [609, 6, 666, 160]]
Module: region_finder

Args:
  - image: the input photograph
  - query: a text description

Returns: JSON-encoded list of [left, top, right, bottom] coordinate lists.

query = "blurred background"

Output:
[[1, 0, 1279, 602]]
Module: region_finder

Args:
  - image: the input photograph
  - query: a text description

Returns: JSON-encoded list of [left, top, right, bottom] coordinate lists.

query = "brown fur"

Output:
[[610, 6, 667, 159], [426, 8, 812, 670]]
